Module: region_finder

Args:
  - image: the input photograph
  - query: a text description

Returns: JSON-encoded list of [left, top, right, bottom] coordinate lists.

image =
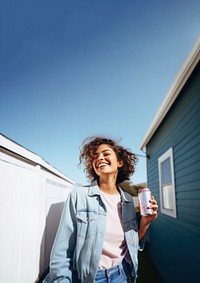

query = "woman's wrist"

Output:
[[138, 219, 150, 240]]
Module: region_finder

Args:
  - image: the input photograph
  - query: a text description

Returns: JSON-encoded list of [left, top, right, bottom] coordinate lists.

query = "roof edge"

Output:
[[0, 133, 75, 184], [140, 36, 200, 150]]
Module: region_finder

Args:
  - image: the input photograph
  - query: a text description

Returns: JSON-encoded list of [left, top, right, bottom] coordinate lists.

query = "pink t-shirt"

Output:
[[98, 191, 127, 269]]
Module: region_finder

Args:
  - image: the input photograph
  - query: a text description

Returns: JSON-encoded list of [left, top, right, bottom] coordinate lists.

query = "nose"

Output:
[[97, 153, 104, 161]]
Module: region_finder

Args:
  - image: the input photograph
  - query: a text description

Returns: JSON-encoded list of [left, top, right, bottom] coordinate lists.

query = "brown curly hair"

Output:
[[79, 136, 138, 184]]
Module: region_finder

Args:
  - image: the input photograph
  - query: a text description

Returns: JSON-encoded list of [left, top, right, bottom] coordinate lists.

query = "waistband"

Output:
[[96, 258, 130, 277], [72, 259, 134, 282]]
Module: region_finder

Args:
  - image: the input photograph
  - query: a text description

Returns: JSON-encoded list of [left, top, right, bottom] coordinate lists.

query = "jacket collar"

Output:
[[87, 180, 101, 196], [117, 186, 132, 203], [87, 180, 131, 203]]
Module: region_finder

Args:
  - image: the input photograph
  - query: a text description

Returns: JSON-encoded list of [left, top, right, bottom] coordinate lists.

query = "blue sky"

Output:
[[1, 0, 200, 185]]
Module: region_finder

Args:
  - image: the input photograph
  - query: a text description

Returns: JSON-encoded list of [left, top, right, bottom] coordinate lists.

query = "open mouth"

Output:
[[98, 163, 109, 168]]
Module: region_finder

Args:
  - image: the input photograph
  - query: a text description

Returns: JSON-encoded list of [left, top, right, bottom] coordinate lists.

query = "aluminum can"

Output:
[[138, 188, 152, 216]]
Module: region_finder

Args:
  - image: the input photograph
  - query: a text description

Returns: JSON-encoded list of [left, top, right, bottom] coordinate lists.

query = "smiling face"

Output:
[[92, 144, 123, 179]]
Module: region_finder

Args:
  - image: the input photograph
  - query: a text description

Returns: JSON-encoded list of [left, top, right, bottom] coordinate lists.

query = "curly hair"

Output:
[[79, 136, 138, 184]]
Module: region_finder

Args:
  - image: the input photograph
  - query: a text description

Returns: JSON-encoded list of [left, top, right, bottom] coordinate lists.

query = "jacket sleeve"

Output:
[[138, 227, 150, 250], [137, 213, 150, 251], [43, 191, 77, 283]]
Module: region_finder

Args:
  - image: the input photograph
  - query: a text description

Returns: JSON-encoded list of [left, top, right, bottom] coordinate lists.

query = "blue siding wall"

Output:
[[146, 62, 200, 282]]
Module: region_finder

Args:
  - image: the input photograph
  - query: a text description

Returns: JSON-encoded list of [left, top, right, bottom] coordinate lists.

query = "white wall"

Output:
[[0, 135, 74, 283]]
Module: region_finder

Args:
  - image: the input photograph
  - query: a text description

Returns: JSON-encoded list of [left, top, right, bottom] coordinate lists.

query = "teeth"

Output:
[[98, 163, 108, 168]]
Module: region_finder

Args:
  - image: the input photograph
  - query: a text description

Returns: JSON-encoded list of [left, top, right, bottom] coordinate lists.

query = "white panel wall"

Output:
[[0, 143, 74, 283]]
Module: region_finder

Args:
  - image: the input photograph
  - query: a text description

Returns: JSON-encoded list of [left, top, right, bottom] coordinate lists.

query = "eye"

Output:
[[104, 153, 110, 156], [103, 151, 112, 157]]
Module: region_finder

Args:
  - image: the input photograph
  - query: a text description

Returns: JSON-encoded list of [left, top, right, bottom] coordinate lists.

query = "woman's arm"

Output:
[[44, 193, 77, 283]]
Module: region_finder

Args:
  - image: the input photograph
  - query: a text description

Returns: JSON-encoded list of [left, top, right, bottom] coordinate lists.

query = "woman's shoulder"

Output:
[[70, 181, 96, 196], [68, 181, 99, 208], [71, 182, 88, 193]]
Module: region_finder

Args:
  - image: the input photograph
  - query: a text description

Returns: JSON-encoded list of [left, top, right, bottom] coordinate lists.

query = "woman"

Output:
[[43, 136, 158, 283]]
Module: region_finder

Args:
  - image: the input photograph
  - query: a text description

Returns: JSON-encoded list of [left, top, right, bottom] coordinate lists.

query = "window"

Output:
[[158, 148, 177, 218]]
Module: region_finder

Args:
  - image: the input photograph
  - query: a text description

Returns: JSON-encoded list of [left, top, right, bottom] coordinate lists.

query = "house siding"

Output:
[[146, 62, 200, 282], [0, 135, 74, 283]]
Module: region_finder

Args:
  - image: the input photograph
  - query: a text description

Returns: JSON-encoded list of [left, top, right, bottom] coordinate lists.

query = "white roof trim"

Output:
[[0, 133, 75, 184], [140, 37, 200, 150]]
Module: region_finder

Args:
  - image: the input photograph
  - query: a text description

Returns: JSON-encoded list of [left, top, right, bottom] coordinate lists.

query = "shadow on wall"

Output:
[[36, 202, 65, 283]]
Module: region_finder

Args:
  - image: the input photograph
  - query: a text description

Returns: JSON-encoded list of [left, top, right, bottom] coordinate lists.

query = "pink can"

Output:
[[138, 188, 152, 216]]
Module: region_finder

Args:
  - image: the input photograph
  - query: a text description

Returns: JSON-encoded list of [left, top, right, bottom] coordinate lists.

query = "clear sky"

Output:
[[1, 0, 200, 185]]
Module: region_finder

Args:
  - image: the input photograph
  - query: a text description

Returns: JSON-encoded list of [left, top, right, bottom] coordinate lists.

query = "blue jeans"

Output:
[[95, 259, 133, 282]]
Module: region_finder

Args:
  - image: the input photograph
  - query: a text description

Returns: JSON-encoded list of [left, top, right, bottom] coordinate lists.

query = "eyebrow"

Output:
[[94, 149, 112, 156]]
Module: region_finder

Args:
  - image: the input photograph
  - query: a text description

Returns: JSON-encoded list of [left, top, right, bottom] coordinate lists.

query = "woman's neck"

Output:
[[98, 177, 119, 195]]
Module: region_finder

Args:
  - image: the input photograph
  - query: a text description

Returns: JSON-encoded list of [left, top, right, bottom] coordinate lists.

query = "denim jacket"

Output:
[[43, 181, 147, 283]]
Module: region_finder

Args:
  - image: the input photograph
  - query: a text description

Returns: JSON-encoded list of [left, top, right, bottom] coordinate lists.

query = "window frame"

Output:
[[158, 147, 177, 218]]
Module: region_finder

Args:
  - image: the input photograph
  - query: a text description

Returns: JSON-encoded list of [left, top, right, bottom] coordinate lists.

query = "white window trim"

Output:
[[158, 148, 177, 218]]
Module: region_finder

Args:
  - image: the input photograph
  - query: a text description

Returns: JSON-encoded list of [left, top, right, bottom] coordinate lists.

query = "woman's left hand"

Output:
[[140, 196, 158, 226]]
